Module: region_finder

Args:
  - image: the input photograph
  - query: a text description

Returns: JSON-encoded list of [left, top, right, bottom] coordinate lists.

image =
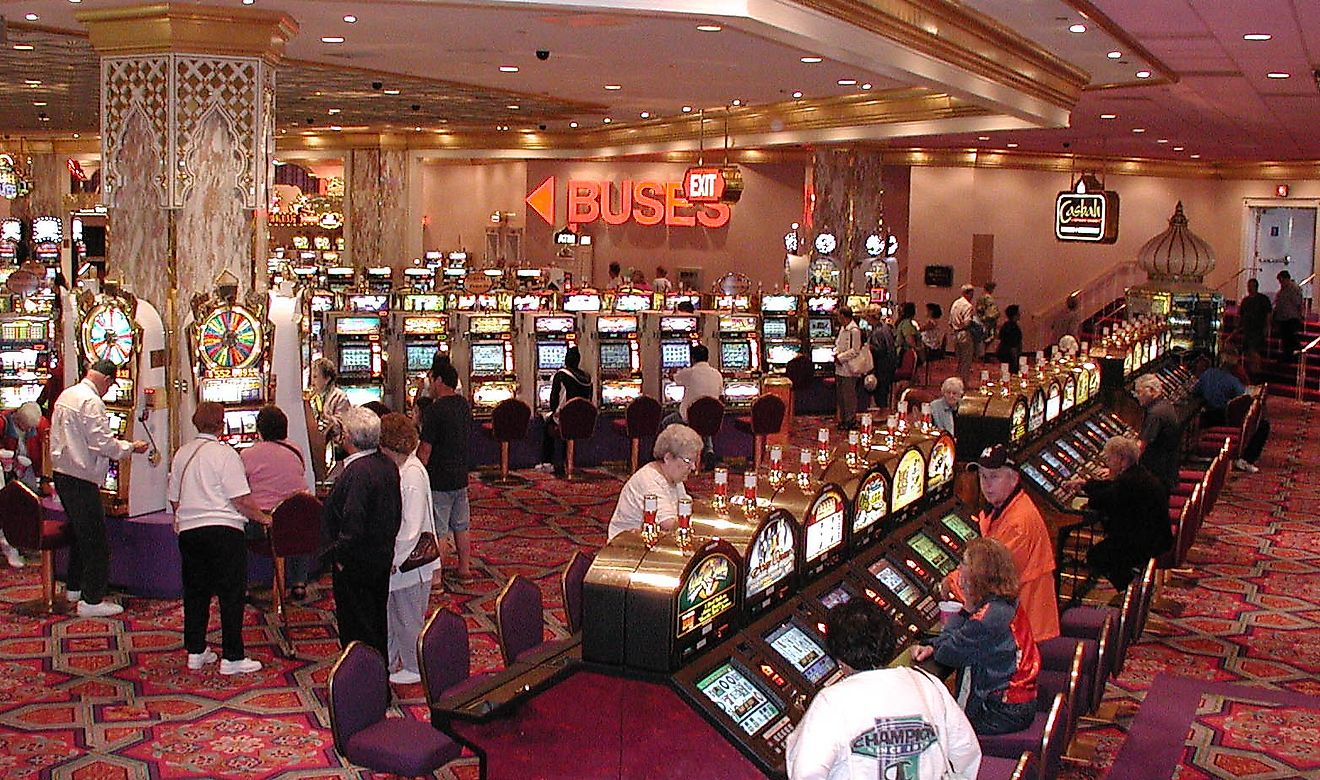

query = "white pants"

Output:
[[387, 579, 430, 674]]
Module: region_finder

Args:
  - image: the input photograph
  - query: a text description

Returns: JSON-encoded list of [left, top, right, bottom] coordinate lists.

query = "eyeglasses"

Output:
[[676, 455, 696, 467]]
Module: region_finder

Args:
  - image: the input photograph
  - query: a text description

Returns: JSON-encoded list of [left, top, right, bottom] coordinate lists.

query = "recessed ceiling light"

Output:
[[1069, 23, 1086, 33], [977, 136, 990, 141], [1243, 33, 1272, 41], [507, 104, 519, 110], [24, 13, 38, 21], [640, 111, 650, 118], [1156, 138, 1168, 143], [603, 118, 612, 124], [1107, 50, 1122, 59], [570, 121, 579, 128], [1135, 70, 1151, 78], [328, 108, 341, 114], [1133, 128, 1146, 133], [731, 99, 741, 106], [67, 0, 81, 4], [1006, 142, 1019, 148], [1100, 113, 1117, 119], [1190, 154, 1201, 159], [321, 36, 345, 44], [343, 15, 357, 23], [499, 65, 519, 73], [861, 83, 872, 90], [383, 89, 400, 95], [13, 44, 34, 51], [604, 84, 622, 90], [791, 91, 803, 99], [837, 79, 857, 86], [33, 101, 47, 107], [1266, 72, 1290, 79], [1173, 146, 1184, 151], [241, 0, 253, 4], [800, 56, 822, 64], [413, 126, 421, 131], [682, 106, 693, 113], [696, 24, 722, 32], [73, 133, 80, 138], [330, 125, 342, 131], [24, 79, 41, 86]]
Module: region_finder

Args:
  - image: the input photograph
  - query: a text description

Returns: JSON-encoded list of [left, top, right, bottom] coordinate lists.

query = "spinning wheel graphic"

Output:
[[82, 304, 135, 367], [197, 306, 262, 370]]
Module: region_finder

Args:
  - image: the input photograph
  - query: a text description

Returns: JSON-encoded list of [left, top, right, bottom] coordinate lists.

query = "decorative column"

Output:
[[810, 149, 886, 294], [345, 148, 410, 267], [9, 152, 66, 224], [81, 5, 297, 450]]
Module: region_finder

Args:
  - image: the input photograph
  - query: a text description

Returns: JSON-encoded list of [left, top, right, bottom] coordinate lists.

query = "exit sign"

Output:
[[682, 165, 743, 204]]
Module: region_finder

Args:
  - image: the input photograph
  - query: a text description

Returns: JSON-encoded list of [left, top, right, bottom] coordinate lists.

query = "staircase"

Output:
[[1220, 303, 1320, 401]]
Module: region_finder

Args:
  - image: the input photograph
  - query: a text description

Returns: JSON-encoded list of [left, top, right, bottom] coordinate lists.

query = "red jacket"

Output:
[[0, 410, 50, 479]]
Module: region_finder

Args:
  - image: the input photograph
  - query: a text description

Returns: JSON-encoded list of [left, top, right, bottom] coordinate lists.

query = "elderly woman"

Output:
[[309, 357, 352, 466], [0, 401, 48, 568], [1068, 436, 1172, 591], [240, 406, 314, 600], [168, 402, 271, 676], [607, 424, 703, 541], [378, 412, 438, 685], [913, 538, 1040, 736], [928, 376, 965, 437], [323, 406, 402, 656]]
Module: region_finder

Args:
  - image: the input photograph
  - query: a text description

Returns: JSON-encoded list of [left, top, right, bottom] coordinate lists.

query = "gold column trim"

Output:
[[788, 0, 1090, 110], [862, 147, 1320, 180], [78, 3, 298, 62]]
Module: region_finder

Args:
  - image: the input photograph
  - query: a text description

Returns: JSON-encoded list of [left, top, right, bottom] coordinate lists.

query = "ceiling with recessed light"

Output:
[[0, 0, 1316, 162]]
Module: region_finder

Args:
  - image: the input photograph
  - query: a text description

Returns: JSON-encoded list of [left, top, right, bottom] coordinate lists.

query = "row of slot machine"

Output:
[[0, 217, 65, 412], [582, 418, 966, 776]]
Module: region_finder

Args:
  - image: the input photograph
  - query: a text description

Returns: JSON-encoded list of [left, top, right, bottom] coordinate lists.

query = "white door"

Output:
[[1247, 206, 1316, 297]]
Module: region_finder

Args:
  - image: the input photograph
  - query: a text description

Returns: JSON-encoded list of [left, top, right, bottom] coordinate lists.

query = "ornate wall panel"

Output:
[[100, 56, 170, 208], [111, 111, 170, 312], [810, 149, 886, 291], [177, 111, 250, 298]]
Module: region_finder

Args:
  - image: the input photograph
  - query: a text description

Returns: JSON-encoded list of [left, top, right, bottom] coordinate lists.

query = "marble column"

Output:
[[811, 149, 886, 294], [82, 5, 297, 450], [10, 153, 66, 224], [346, 148, 410, 267]]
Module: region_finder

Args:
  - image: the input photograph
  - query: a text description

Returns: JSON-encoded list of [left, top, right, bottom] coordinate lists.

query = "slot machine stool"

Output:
[[555, 398, 600, 481], [732, 393, 786, 470], [611, 395, 663, 473], [0, 480, 72, 615], [481, 399, 533, 486]]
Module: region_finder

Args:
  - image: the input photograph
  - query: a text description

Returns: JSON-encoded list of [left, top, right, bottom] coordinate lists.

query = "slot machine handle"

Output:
[[138, 389, 162, 465]]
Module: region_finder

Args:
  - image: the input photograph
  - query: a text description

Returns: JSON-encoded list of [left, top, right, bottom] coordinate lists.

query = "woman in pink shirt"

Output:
[[240, 406, 314, 600]]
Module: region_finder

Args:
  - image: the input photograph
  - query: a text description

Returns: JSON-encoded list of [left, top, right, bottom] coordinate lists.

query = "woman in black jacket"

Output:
[[538, 347, 593, 475]]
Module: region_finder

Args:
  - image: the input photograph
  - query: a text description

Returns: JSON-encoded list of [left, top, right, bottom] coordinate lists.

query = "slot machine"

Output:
[[76, 286, 168, 516], [451, 311, 517, 416], [612, 289, 652, 316], [324, 265, 356, 294], [688, 482, 800, 623], [190, 289, 270, 449], [393, 292, 448, 411], [515, 311, 577, 413], [770, 478, 849, 580], [803, 295, 838, 375], [30, 216, 62, 265], [364, 266, 394, 294], [954, 383, 1030, 462], [1017, 407, 1138, 513], [640, 311, 701, 408], [0, 218, 20, 264], [580, 312, 642, 413], [703, 312, 762, 410], [326, 293, 391, 406], [401, 265, 436, 293], [0, 263, 60, 409], [759, 293, 802, 375], [665, 291, 704, 312]]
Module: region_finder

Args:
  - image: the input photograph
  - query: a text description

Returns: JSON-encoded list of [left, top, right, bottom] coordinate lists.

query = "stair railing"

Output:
[[1297, 333, 1320, 402], [1029, 260, 1146, 350]]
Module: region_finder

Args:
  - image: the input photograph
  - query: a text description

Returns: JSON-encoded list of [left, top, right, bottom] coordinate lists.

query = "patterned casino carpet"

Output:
[[0, 398, 1315, 779]]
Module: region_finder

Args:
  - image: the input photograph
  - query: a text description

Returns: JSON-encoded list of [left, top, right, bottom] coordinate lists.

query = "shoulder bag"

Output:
[[400, 531, 440, 572]]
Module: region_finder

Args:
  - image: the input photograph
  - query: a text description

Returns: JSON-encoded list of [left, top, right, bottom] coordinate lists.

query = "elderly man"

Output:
[[51, 360, 148, 617], [323, 406, 402, 656], [952, 445, 1059, 643], [1067, 437, 1172, 592], [949, 284, 977, 383], [1273, 270, 1304, 360], [0, 401, 49, 568], [169, 402, 271, 675], [1134, 374, 1181, 490], [928, 376, 964, 437]]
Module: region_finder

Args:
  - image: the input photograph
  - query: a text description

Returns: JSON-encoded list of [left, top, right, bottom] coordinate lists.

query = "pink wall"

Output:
[[417, 160, 528, 256]]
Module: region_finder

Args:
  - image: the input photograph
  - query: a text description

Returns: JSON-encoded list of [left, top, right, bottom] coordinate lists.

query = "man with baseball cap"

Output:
[[51, 359, 149, 618], [951, 444, 1059, 642]]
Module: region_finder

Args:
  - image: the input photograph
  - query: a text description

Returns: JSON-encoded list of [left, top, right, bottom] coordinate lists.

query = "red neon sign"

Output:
[[525, 176, 731, 229]]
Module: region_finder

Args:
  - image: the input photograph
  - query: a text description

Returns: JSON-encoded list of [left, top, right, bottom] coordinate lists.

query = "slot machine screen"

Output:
[[597, 315, 638, 335], [720, 341, 752, 371], [1022, 463, 1055, 492], [598, 342, 633, 372], [940, 513, 979, 543], [537, 343, 568, 370], [225, 409, 260, 438], [348, 295, 389, 313], [677, 553, 737, 639], [1045, 388, 1061, 421], [664, 383, 685, 404], [762, 318, 789, 339], [471, 343, 506, 374], [719, 315, 758, 334], [343, 385, 384, 406], [1057, 439, 1082, 462], [660, 316, 698, 333], [538, 384, 552, 408], [819, 583, 854, 610], [723, 381, 760, 403], [1041, 450, 1072, 478], [907, 531, 957, 576], [891, 449, 926, 512], [470, 316, 509, 335], [767, 344, 802, 365], [615, 293, 650, 312], [1010, 400, 1028, 442], [535, 316, 575, 334], [338, 345, 372, 374], [764, 620, 837, 685], [852, 471, 889, 533], [761, 294, 797, 313], [661, 342, 692, 369], [745, 512, 796, 600], [1029, 391, 1045, 432], [472, 381, 517, 408], [1084, 419, 1108, 439], [104, 461, 119, 493], [406, 345, 436, 371], [808, 318, 833, 339], [695, 662, 783, 736], [600, 381, 642, 407], [927, 438, 955, 490], [805, 492, 845, 564], [867, 559, 920, 607], [107, 411, 128, 437], [335, 316, 381, 336], [563, 294, 602, 312], [810, 346, 834, 365]]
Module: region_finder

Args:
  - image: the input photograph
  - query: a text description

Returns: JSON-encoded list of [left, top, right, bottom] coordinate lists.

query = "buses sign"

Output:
[[1055, 178, 1119, 243]]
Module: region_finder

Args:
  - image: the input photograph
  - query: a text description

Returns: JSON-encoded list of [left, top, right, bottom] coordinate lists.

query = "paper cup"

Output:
[[938, 600, 963, 624]]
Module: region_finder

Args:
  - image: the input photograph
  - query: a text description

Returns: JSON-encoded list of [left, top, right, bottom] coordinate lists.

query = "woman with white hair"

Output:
[[608, 424, 703, 541], [0, 401, 50, 567], [929, 376, 965, 436]]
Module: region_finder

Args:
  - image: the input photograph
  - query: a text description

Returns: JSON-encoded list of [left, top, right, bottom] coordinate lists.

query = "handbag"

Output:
[[844, 345, 874, 376], [399, 531, 440, 573]]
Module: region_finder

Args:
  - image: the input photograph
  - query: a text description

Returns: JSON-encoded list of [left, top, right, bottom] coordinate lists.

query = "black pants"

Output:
[[1243, 418, 1270, 463], [333, 560, 390, 657], [54, 472, 109, 604], [1276, 318, 1302, 359], [1086, 539, 1143, 591], [179, 525, 248, 660], [541, 419, 565, 466]]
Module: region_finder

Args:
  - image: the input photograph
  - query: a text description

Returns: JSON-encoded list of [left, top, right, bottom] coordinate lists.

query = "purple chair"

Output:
[[979, 694, 1068, 780], [560, 550, 594, 635], [251, 492, 323, 657], [1061, 564, 1141, 676], [418, 609, 490, 779], [976, 751, 1035, 780], [611, 395, 663, 472], [733, 394, 787, 470], [685, 396, 725, 470], [555, 398, 598, 481], [1033, 641, 1084, 761], [328, 641, 461, 777], [785, 354, 815, 391], [496, 574, 545, 666], [0, 480, 71, 615], [480, 398, 532, 485]]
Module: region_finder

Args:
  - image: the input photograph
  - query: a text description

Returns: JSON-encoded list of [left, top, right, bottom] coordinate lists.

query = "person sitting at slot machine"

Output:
[[607, 424, 702, 541], [537, 346, 593, 475], [1064, 436, 1172, 592], [605, 261, 623, 290], [0, 402, 51, 568], [240, 406, 314, 601], [787, 598, 981, 780], [911, 538, 1040, 735], [664, 344, 724, 470], [628, 268, 650, 290], [952, 444, 1060, 642], [928, 377, 964, 437], [309, 357, 352, 451]]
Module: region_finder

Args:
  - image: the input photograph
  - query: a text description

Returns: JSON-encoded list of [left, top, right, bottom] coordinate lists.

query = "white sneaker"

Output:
[[1234, 458, 1260, 473], [3, 546, 23, 568], [76, 600, 124, 618], [534, 463, 554, 473], [65, 590, 81, 603], [219, 658, 263, 676], [389, 669, 422, 685], [187, 649, 219, 670]]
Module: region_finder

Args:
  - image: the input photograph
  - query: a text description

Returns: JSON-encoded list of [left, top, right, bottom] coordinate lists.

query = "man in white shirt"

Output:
[[949, 284, 977, 384], [787, 599, 981, 780], [51, 360, 148, 618], [667, 343, 725, 469], [168, 402, 270, 675]]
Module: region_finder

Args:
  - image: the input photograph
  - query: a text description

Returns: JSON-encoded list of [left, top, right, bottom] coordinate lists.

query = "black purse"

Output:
[[399, 531, 440, 573]]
